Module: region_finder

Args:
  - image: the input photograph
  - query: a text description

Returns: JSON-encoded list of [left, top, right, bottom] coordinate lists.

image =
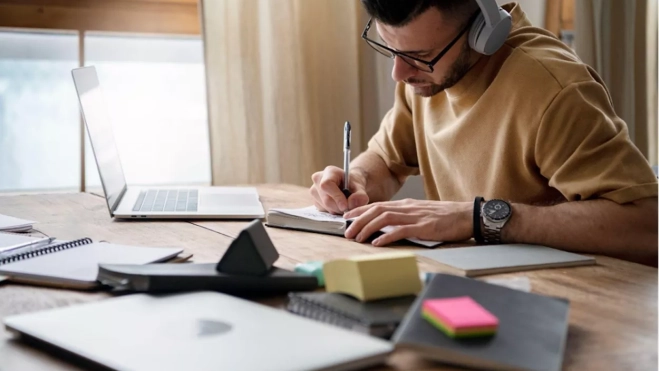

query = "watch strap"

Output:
[[482, 226, 502, 244], [473, 197, 484, 244]]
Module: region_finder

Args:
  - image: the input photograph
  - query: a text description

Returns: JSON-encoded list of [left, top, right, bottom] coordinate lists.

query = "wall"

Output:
[[500, 0, 546, 27]]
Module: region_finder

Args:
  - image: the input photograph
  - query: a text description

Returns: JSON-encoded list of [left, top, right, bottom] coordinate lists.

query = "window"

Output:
[[0, 31, 80, 192], [0, 30, 210, 193], [84, 33, 210, 189]]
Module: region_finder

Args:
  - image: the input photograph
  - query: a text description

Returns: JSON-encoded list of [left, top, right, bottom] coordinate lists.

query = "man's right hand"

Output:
[[310, 166, 369, 214]]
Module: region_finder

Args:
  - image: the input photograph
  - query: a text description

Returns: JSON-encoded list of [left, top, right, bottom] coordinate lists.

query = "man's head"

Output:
[[361, 0, 480, 97]]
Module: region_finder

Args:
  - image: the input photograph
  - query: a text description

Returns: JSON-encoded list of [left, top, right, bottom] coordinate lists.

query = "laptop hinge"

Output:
[[110, 186, 128, 216]]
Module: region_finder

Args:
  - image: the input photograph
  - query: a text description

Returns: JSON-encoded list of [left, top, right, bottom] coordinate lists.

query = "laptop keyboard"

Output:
[[133, 189, 198, 212]]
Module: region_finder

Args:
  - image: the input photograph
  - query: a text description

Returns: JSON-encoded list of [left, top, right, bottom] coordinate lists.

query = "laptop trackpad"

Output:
[[202, 194, 259, 207]]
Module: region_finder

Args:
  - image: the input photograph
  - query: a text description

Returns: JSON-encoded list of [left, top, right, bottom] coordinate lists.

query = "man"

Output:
[[309, 0, 658, 265]]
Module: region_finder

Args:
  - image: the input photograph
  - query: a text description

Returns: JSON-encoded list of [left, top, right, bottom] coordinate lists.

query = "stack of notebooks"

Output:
[[392, 274, 571, 371], [288, 274, 571, 371], [267, 206, 442, 247], [286, 292, 417, 339], [0, 232, 183, 289]]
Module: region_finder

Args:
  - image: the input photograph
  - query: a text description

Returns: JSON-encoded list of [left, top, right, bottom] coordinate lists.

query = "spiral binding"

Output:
[[0, 237, 92, 266], [286, 293, 369, 330]]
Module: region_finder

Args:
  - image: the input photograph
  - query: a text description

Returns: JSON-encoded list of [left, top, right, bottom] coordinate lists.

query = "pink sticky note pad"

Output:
[[422, 296, 498, 330]]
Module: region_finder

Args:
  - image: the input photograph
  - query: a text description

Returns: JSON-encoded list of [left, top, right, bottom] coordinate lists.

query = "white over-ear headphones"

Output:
[[469, 0, 512, 55]]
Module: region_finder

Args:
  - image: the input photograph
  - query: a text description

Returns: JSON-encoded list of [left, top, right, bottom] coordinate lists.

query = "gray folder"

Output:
[[416, 244, 595, 277]]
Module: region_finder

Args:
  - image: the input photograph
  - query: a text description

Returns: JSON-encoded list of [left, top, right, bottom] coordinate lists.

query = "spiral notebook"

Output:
[[0, 233, 182, 289], [286, 292, 416, 339]]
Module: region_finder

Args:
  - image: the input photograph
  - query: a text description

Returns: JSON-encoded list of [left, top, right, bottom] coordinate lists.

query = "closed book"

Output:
[[287, 292, 416, 339], [392, 273, 570, 371], [416, 244, 595, 277]]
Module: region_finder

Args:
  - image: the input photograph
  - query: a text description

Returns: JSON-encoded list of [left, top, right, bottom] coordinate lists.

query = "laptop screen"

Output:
[[71, 67, 127, 212]]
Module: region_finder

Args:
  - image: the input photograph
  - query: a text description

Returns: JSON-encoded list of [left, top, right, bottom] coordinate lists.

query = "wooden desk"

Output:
[[0, 185, 656, 371]]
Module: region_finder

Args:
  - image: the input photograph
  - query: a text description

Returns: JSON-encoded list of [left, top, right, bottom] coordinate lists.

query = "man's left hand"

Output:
[[343, 199, 474, 246]]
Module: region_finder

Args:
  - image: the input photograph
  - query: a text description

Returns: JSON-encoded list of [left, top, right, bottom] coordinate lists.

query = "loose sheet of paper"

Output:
[[0, 213, 34, 232], [270, 206, 442, 247]]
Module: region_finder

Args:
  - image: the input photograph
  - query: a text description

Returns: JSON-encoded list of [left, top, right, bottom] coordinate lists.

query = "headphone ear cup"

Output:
[[468, 12, 487, 54], [468, 8, 512, 55]]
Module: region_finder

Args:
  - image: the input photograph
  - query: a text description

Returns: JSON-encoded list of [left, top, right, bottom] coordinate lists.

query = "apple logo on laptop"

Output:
[[197, 319, 233, 337]]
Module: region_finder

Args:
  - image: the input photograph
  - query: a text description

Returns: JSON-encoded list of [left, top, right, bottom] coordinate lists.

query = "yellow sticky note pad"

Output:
[[323, 252, 422, 302]]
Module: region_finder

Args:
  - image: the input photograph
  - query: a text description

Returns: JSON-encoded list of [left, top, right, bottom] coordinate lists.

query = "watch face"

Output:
[[484, 200, 511, 221]]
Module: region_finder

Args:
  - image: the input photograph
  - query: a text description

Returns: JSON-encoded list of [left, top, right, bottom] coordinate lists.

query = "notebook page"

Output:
[[269, 206, 347, 223]]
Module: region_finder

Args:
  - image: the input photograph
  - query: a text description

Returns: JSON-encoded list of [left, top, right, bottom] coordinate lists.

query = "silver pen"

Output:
[[343, 121, 351, 198], [0, 236, 55, 256]]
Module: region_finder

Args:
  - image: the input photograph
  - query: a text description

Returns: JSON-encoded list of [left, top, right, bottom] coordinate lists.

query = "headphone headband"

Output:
[[475, 0, 503, 27]]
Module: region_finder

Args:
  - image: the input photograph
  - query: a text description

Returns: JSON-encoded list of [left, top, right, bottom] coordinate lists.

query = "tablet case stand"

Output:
[[216, 219, 279, 276], [97, 220, 317, 294]]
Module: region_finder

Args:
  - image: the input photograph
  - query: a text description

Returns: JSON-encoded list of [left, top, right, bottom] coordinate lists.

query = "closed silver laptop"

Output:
[[71, 66, 265, 219], [5, 291, 393, 371]]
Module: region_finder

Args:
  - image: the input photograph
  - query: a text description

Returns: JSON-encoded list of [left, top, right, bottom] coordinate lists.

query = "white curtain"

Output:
[[200, 0, 364, 186], [574, 0, 658, 165]]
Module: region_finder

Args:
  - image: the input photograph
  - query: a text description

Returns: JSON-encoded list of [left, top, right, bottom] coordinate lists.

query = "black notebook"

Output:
[[392, 274, 570, 371], [286, 292, 416, 339]]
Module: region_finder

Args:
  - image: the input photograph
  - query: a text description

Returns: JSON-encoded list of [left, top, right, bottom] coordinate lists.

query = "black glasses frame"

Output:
[[361, 12, 478, 73]]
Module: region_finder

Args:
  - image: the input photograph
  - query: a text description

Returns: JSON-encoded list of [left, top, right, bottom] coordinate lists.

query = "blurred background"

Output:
[[0, 0, 656, 199]]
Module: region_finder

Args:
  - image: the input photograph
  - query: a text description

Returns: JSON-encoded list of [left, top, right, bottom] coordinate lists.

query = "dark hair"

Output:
[[361, 0, 478, 27]]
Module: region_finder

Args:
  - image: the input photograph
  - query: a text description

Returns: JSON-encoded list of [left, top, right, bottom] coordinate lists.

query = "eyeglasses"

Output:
[[361, 12, 478, 73]]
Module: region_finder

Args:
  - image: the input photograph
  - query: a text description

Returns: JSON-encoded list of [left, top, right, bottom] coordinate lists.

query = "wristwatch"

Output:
[[480, 199, 512, 244]]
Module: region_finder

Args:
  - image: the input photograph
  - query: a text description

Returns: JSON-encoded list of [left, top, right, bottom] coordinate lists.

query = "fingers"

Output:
[[357, 211, 413, 243], [310, 167, 348, 214], [344, 203, 379, 238], [344, 198, 415, 219], [320, 168, 349, 211], [311, 171, 323, 184], [346, 206, 414, 242], [372, 225, 420, 247], [343, 203, 371, 220], [309, 186, 328, 212], [347, 190, 369, 210]]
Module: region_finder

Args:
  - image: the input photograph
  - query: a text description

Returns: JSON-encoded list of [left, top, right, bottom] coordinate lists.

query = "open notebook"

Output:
[[266, 206, 442, 247], [0, 233, 182, 289]]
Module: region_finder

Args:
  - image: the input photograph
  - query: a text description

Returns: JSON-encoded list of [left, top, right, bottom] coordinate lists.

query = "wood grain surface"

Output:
[[0, 185, 656, 371]]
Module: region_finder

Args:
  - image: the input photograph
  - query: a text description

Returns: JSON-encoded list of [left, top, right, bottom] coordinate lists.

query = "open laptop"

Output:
[[5, 291, 393, 371], [71, 66, 265, 219]]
